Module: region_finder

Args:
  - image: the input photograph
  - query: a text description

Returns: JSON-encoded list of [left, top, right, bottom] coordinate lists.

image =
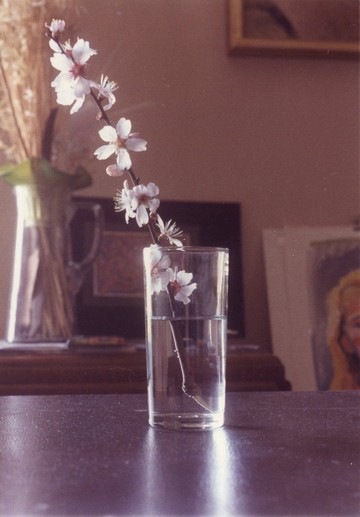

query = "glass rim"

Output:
[[143, 245, 229, 253]]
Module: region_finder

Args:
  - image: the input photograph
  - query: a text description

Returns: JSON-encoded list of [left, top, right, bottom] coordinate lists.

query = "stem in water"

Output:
[[167, 285, 212, 412]]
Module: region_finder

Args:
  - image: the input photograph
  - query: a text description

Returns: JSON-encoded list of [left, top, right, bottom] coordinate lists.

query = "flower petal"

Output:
[[51, 71, 73, 90], [116, 118, 131, 139], [136, 205, 149, 227], [49, 39, 62, 52], [180, 283, 197, 297], [170, 237, 183, 247], [159, 255, 171, 269], [176, 270, 193, 286], [106, 164, 124, 177], [175, 292, 191, 305], [94, 144, 116, 160], [148, 198, 160, 213], [70, 96, 85, 114], [55, 87, 75, 106], [50, 53, 72, 72], [150, 246, 162, 268], [73, 76, 91, 97], [146, 182, 160, 197], [116, 148, 132, 170], [72, 38, 97, 64], [99, 125, 117, 143], [126, 137, 147, 152]]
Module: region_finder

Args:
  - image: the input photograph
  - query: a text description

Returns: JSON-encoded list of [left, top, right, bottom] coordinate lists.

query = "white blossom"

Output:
[[148, 245, 171, 295], [93, 74, 118, 111], [169, 269, 197, 305], [94, 117, 147, 171], [131, 182, 160, 227], [50, 38, 97, 114], [156, 214, 183, 247], [106, 164, 124, 177], [113, 180, 136, 223], [45, 19, 65, 38], [113, 181, 160, 227]]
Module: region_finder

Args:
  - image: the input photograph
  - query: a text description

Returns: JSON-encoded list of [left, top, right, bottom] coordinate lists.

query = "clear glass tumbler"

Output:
[[143, 246, 229, 430]]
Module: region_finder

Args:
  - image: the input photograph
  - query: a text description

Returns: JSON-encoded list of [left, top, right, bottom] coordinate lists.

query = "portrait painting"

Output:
[[263, 225, 359, 391], [309, 238, 360, 390]]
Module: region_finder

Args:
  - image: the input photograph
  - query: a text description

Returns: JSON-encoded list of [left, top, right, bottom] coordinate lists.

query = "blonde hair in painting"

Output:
[[326, 269, 360, 390]]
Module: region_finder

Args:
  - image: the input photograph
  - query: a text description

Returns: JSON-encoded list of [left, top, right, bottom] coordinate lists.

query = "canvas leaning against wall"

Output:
[[263, 226, 360, 391], [309, 238, 360, 391]]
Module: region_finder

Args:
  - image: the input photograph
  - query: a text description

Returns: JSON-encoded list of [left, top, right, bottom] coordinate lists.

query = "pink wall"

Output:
[[0, 0, 358, 349]]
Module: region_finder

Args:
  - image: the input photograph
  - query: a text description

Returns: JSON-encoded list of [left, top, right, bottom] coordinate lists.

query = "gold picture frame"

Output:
[[227, 0, 360, 58]]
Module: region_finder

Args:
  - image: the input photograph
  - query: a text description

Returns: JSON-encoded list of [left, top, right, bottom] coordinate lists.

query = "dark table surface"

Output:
[[0, 391, 359, 517]]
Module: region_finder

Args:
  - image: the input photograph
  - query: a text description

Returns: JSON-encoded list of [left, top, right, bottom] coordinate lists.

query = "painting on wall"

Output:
[[228, 0, 360, 58], [71, 197, 244, 339], [263, 225, 360, 391], [93, 231, 152, 299]]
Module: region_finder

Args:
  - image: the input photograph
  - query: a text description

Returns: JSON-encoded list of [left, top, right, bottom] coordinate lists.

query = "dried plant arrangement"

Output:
[[0, 1, 92, 343], [0, 1, 65, 162]]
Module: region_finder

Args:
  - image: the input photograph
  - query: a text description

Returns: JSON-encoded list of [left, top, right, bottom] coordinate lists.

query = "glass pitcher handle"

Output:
[[66, 200, 104, 295]]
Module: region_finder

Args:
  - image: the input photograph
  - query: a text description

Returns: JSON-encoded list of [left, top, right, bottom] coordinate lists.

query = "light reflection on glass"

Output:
[[6, 211, 25, 342]]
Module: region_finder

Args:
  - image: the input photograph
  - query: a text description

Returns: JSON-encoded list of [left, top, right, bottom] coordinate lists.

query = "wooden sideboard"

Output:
[[0, 341, 291, 395]]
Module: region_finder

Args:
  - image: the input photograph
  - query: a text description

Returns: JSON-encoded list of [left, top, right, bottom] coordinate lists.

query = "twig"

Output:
[[167, 286, 211, 412]]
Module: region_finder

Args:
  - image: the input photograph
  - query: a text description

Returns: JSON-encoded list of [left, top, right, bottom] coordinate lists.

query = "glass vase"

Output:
[[5, 160, 103, 345], [143, 246, 229, 430]]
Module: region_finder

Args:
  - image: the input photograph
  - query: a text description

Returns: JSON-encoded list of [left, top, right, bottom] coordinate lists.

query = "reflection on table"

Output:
[[0, 391, 359, 516]]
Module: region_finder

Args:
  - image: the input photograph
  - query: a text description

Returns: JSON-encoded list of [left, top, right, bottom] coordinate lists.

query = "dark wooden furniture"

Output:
[[0, 391, 358, 516], [0, 342, 290, 395]]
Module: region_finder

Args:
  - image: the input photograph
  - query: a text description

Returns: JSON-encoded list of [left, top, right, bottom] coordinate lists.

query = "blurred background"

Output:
[[0, 0, 358, 352]]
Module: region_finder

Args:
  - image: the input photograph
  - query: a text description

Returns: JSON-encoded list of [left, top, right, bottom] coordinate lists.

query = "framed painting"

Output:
[[71, 197, 244, 339], [263, 225, 360, 391], [228, 0, 360, 58]]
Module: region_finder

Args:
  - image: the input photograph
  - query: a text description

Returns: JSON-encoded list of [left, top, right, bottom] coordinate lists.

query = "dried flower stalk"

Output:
[[0, 1, 78, 343], [0, 0, 68, 163]]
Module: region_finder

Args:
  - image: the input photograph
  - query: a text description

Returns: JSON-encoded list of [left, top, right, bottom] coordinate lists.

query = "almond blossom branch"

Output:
[[45, 18, 209, 410], [48, 25, 158, 242], [89, 88, 112, 125]]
